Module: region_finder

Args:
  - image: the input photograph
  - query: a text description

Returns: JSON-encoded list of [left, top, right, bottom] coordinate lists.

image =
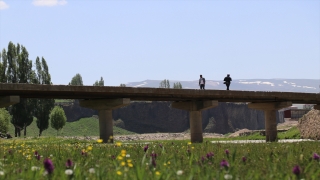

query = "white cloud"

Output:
[[33, 0, 67, 7], [0, 1, 9, 10]]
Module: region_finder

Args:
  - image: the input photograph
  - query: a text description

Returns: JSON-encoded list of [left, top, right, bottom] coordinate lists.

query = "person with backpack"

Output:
[[199, 75, 205, 90], [223, 74, 232, 90]]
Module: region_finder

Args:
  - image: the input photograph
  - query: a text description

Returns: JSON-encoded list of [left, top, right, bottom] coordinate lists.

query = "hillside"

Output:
[[7, 117, 136, 137]]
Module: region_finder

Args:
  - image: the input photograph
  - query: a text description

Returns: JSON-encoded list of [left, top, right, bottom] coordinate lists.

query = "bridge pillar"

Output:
[[248, 101, 292, 142], [0, 96, 20, 108], [79, 98, 130, 143], [172, 100, 218, 143]]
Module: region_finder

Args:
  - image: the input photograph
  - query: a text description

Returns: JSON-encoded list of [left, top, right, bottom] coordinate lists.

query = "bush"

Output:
[[0, 108, 11, 134]]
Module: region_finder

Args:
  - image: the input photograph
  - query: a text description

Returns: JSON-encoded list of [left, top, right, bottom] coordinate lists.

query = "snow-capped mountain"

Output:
[[126, 79, 320, 93]]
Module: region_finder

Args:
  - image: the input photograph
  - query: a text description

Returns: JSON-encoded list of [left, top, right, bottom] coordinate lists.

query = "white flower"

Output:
[[126, 154, 130, 158], [0, 171, 4, 176], [31, 166, 40, 171], [224, 174, 233, 180], [89, 168, 95, 174], [65, 169, 73, 175], [50, 154, 53, 157], [176, 170, 183, 175]]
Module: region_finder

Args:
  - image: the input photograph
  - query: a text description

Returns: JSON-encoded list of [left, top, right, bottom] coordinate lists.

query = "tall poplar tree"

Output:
[[34, 57, 55, 136], [0, 49, 8, 83]]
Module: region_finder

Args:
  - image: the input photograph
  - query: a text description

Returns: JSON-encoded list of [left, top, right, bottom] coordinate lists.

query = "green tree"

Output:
[[5, 42, 35, 137], [50, 106, 67, 136], [173, 82, 182, 89], [120, 84, 126, 87], [93, 77, 104, 86], [69, 73, 83, 86], [159, 79, 170, 88], [0, 108, 11, 134], [0, 49, 8, 83], [34, 57, 55, 136]]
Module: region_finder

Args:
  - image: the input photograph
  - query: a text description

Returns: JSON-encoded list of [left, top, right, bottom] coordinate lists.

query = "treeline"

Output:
[[0, 42, 66, 137], [159, 79, 182, 89]]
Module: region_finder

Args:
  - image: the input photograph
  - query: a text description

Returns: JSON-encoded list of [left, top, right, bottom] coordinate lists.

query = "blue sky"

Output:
[[0, 0, 319, 86]]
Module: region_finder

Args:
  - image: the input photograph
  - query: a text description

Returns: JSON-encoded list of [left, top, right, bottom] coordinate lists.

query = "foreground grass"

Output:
[[8, 117, 136, 137], [0, 137, 319, 179]]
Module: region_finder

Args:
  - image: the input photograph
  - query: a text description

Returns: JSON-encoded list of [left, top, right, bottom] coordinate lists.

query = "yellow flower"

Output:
[[121, 161, 126, 166], [116, 142, 122, 146], [155, 171, 161, 176], [191, 147, 194, 149], [187, 142, 192, 145], [97, 139, 103, 143], [128, 163, 133, 167], [117, 156, 123, 160], [163, 163, 167, 166], [116, 171, 122, 175], [127, 159, 132, 163], [167, 161, 171, 165], [121, 150, 126, 154], [109, 136, 113, 139], [87, 146, 93, 151]]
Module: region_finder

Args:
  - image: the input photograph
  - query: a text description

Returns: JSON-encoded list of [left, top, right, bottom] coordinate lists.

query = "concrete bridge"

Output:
[[1, 83, 319, 143]]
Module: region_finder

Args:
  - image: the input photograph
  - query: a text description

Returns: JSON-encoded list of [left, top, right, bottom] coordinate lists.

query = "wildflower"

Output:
[[111, 155, 116, 160], [65, 169, 73, 175], [31, 166, 40, 171], [0, 171, 4, 176], [176, 170, 183, 175], [121, 161, 126, 166], [8, 149, 13, 155], [152, 157, 156, 167], [207, 152, 214, 159], [97, 139, 103, 143], [117, 171, 122, 175], [313, 153, 320, 160], [187, 142, 192, 145], [128, 163, 133, 167], [87, 146, 93, 151], [159, 144, 163, 148], [65, 159, 73, 168], [116, 142, 122, 146], [225, 149, 229, 156], [36, 154, 41, 161], [126, 154, 130, 158], [43, 158, 54, 174], [201, 156, 205, 163], [144, 145, 149, 152], [292, 165, 301, 176], [220, 159, 229, 168], [155, 171, 161, 176], [34, 151, 39, 156], [151, 151, 157, 159], [242, 156, 247, 163], [224, 174, 233, 179], [89, 168, 95, 174]]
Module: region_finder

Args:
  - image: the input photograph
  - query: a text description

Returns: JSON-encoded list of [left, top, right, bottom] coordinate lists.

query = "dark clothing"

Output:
[[199, 77, 205, 90], [224, 76, 232, 90]]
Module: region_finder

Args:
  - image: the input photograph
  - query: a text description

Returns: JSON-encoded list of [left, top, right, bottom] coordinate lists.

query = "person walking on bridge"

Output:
[[199, 75, 205, 90], [223, 74, 232, 90]]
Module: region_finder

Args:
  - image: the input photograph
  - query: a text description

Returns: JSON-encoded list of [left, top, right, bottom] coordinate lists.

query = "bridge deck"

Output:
[[0, 83, 320, 104]]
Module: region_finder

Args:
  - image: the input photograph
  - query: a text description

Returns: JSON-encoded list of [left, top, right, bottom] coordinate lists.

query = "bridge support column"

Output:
[[172, 100, 218, 143], [0, 96, 20, 108], [248, 102, 292, 142], [314, 104, 320, 110], [79, 98, 130, 143]]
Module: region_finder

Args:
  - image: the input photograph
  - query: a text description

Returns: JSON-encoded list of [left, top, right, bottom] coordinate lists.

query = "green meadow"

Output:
[[0, 136, 319, 179]]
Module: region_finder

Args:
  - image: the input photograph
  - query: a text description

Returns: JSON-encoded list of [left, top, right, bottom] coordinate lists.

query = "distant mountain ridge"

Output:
[[126, 79, 320, 93]]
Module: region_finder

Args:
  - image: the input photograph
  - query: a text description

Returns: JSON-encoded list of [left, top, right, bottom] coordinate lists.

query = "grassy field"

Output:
[[0, 137, 319, 179], [7, 117, 136, 137]]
